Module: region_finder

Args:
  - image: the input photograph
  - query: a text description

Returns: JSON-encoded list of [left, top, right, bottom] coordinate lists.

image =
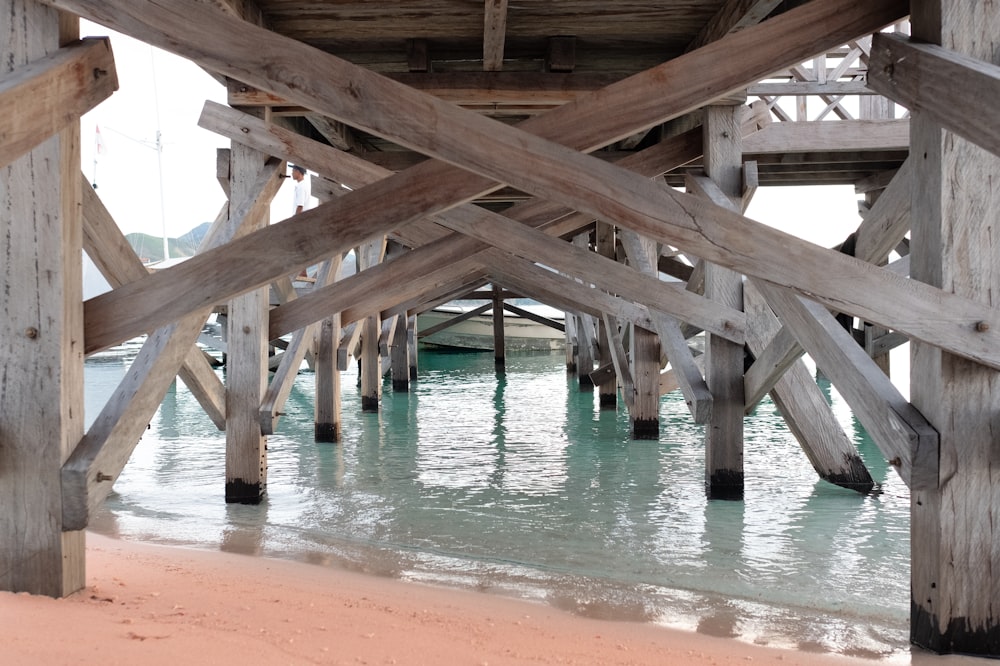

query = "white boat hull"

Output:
[[418, 308, 564, 351]]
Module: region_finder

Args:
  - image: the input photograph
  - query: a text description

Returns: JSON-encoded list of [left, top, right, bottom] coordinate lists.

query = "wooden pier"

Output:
[[3, 0, 1000, 655]]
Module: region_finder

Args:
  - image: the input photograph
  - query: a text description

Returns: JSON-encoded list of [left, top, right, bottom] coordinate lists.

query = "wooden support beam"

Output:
[[908, 3, 1000, 654], [81, 175, 226, 429], [0, 37, 117, 170], [358, 237, 386, 412], [869, 33, 1000, 161], [743, 283, 874, 493], [603, 315, 633, 409], [756, 281, 938, 491], [503, 303, 564, 333], [571, 233, 595, 390], [594, 221, 617, 408], [699, 106, 745, 500], [482, 0, 508, 72], [741, 119, 909, 154], [225, 127, 271, 504], [314, 314, 341, 441], [688, 0, 782, 51], [491, 283, 505, 368], [260, 257, 339, 435], [76, 0, 972, 373], [620, 228, 711, 424], [1, 4, 84, 596], [62, 157, 284, 529], [390, 314, 410, 392]]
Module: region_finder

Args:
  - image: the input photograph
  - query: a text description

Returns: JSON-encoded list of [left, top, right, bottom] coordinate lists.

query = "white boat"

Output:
[[418, 303, 565, 351]]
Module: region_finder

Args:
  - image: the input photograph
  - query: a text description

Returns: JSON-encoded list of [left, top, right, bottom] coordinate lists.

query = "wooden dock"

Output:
[[2, 0, 999, 655]]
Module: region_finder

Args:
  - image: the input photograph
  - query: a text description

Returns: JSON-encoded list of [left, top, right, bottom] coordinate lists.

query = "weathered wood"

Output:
[[620, 227, 711, 424], [743, 324, 802, 413], [482, 0, 508, 71], [630, 321, 660, 438], [869, 32, 1000, 162], [700, 106, 745, 500], [260, 257, 339, 435], [0, 2, 84, 596], [314, 314, 341, 442], [61, 155, 284, 529], [72, 0, 911, 353], [418, 303, 491, 338], [756, 281, 938, 491], [908, 2, 1000, 654], [741, 119, 909, 154], [491, 283, 505, 367], [225, 127, 270, 505], [594, 221, 617, 408], [854, 157, 912, 266], [602, 315, 633, 409], [358, 237, 386, 412], [502, 303, 564, 332], [81, 175, 226, 429], [0, 37, 117, 170], [689, 0, 782, 50], [202, 103, 710, 338], [743, 282, 874, 493], [390, 313, 409, 392]]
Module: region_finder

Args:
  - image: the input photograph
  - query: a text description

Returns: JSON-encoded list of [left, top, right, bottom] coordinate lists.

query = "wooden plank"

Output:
[[260, 257, 339, 435], [603, 315, 633, 409], [0, 37, 117, 170], [61, 154, 283, 529], [869, 32, 1000, 161], [700, 106, 745, 500], [73, 0, 915, 355], [81, 175, 226, 429], [742, 119, 909, 154], [854, 157, 912, 265], [502, 303, 564, 332], [743, 282, 874, 493], [482, 0, 508, 72], [620, 227, 711, 424], [433, 202, 745, 344], [743, 324, 802, 412], [224, 129, 270, 504], [908, 3, 1000, 653], [756, 281, 938, 491], [689, 0, 782, 50], [0, 2, 84, 596]]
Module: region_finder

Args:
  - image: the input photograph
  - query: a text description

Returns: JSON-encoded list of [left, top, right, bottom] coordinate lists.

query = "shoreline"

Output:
[[0, 533, 981, 665]]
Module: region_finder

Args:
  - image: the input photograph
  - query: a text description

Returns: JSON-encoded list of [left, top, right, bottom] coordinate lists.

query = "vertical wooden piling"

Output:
[[909, 2, 1000, 655], [492, 284, 505, 369], [627, 233, 661, 439], [225, 116, 270, 504], [359, 238, 386, 412], [702, 105, 745, 499], [0, 2, 85, 596], [391, 314, 410, 391], [572, 232, 595, 390], [407, 314, 419, 380], [315, 314, 342, 442], [595, 222, 617, 408]]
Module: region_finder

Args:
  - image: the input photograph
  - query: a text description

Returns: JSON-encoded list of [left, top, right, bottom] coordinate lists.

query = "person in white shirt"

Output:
[[290, 164, 312, 215]]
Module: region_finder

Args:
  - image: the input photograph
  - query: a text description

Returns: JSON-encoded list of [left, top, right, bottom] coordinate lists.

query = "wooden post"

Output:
[[390, 314, 410, 392], [564, 311, 577, 372], [225, 113, 270, 504], [572, 232, 595, 390], [909, 2, 1000, 655], [0, 3, 85, 596], [492, 284, 505, 369], [627, 233, 661, 439], [359, 238, 386, 412], [595, 221, 617, 408], [702, 105, 744, 499], [315, 314, 341, 442], [407, 314, 419, 380]]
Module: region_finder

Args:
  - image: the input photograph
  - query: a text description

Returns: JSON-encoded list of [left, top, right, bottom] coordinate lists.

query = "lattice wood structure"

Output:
[[3, 0, 999, 655]]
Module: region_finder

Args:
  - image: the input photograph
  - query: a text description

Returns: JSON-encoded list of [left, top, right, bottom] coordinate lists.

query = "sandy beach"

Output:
[[0, 534, 982, 666]]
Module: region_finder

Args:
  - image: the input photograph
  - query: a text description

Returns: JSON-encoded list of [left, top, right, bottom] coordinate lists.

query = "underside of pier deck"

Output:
[[4, 0, 1000, 656]]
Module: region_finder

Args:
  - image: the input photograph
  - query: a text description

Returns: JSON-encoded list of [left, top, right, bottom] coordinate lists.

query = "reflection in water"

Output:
[[86, 346, 913, 661]]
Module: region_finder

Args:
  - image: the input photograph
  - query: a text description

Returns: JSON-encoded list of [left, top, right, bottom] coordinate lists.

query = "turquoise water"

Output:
[[86, 346, 912, 660]]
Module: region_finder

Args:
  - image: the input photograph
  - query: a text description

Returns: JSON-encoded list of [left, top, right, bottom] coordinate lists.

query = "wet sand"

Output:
[[0, 533, 982, 665]]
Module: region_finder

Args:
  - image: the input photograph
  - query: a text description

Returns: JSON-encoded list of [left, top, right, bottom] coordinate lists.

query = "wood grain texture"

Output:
[[0, 0, 84, 596], [743, 282, 874, 493], [909, 2, 1000, 653], [0, 37, 117, 169], [869, 33, 1000, 162], [70, 0, 908, 352]]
